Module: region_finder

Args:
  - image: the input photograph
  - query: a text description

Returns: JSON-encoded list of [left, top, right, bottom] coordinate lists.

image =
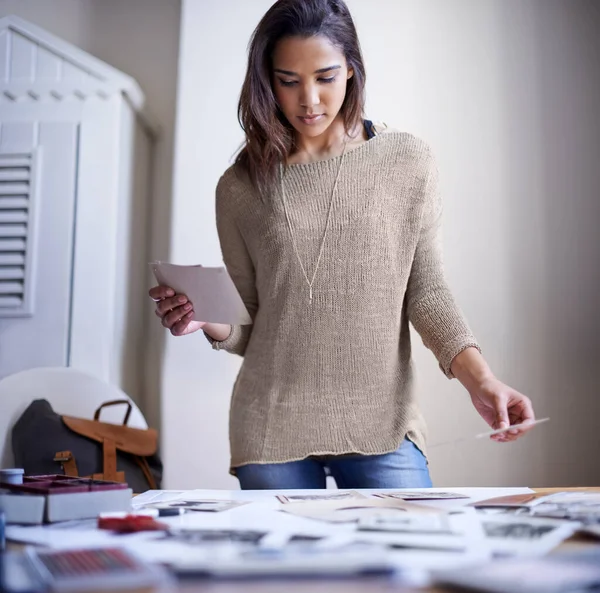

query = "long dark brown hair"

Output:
[[235, 0, 366, 197]]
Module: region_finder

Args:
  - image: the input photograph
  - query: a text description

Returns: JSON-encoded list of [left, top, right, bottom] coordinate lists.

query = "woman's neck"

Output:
[[288, 116, 364, 165]]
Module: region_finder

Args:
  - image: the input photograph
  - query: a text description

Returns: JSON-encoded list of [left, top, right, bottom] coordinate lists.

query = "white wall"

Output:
[[166, 0, 600, 489], [0, 0, 181, 430], [164, 0, 274, 490]]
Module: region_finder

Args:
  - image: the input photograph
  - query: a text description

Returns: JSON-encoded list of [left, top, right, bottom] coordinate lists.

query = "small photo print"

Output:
[[483, 522, 557, 540], [358, 514, 455, 535], [165, 529, 267, 545], [477, 515, 579, 556], [276, 491, 366, 504], [375, 491, 469, 501], [150, 499, 248, 512], [287, 535, 326, 543]]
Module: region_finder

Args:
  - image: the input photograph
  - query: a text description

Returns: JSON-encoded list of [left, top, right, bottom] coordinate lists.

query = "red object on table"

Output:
[[97, 514, 168, 533]]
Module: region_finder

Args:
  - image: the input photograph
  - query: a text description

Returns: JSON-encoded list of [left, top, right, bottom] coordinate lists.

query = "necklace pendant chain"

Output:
[[280, 140, 348, 305]]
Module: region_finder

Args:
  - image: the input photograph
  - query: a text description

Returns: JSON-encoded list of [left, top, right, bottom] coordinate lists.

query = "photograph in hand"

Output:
[[150, 262, 252, 325]]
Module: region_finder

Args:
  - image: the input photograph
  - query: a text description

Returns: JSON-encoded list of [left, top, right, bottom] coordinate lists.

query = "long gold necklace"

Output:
[[279, 139, 348, 304]]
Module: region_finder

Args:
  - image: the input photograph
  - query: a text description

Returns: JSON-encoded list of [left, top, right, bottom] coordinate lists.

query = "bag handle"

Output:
[[94, 399, 133, 425]]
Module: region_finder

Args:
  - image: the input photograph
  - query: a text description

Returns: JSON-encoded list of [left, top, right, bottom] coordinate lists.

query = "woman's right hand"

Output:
[[149, 285, 205, 336]]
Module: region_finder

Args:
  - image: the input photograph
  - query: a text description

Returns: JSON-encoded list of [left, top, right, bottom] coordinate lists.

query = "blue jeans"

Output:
[[236, 438, 432, 490]]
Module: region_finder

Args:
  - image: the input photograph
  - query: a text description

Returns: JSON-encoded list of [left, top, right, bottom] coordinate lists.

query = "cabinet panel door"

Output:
[[0, 121, 78, 378]]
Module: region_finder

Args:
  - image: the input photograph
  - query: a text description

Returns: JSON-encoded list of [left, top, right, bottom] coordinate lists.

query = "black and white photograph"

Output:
[[163, 529, 268, 545], [528, 492, 600, 523], [276, 491, 365, 504], [480, 516, 580, 557], [149, 499, 248, 512], [375, 491, 470, 501], [483, 522, 556, 540]]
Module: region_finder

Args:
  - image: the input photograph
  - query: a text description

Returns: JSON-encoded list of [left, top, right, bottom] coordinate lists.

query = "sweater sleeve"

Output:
[[405, 147, 481, 378], [204, 174, 257, 356]]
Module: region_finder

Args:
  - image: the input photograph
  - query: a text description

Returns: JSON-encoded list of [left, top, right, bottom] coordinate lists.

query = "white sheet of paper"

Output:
[[150, 262, 252, 325]]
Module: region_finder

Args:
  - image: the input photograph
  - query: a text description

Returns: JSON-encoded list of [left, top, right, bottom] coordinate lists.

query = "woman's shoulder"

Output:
[[367, 124, 436, 179], [218, 162, 249, 190], [216, 162, 255, 204], [370, 121, 433, 156]]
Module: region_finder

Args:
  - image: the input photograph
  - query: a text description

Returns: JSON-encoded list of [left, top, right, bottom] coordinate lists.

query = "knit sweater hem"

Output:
[[228, 429, 427, 475]]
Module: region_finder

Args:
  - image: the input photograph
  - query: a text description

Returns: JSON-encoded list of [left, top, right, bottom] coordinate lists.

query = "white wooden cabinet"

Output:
[[0, 16, 156, 399]]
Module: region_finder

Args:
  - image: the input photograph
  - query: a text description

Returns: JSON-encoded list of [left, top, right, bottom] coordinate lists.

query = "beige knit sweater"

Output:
[[207, 131, 480, 470]]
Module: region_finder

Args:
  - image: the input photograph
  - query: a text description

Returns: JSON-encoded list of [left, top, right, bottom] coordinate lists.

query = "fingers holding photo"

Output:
[[161, 302, 192, 328], [156, 294, 189, 316], [148, 285, 174, 302], [170, 311, 198, 336]]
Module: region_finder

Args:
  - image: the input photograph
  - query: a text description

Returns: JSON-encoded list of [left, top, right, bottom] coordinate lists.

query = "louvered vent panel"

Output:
[[0, 154, 34, 314]]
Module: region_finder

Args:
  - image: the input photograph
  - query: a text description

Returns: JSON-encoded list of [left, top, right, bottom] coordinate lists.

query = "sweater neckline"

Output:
[[285, 131, 388, 171]]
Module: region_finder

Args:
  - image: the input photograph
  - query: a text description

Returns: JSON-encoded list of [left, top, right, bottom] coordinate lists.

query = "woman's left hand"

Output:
[[468, 378, 536, 442]]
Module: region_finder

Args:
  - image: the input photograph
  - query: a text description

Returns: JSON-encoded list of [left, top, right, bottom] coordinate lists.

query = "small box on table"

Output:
[[0, 474, 132, 524]]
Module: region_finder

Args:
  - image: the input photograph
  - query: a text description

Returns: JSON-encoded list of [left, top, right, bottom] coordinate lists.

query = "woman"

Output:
[[150, 0, 535, 489]]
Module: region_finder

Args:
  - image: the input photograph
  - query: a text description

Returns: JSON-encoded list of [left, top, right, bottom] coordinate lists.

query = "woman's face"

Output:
[[271, 35, 354, 138]]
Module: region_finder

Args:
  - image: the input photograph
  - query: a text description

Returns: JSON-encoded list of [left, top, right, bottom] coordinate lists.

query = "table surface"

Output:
[[176, 487, 600, 593], [7, 487, 600, 593]]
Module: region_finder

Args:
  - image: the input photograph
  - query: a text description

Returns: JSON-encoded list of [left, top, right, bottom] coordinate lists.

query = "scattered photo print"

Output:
[[287, 535, 326, 543], [477, 516, 579, 556], [529, 492, 600, 522], [164, 529, 267, 545], [358, 513, 457, 535], [149, 499, 248, 512], [483, 522, 557, 540], [375, 491, 470, 501], [276, 491, 366, 504]]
